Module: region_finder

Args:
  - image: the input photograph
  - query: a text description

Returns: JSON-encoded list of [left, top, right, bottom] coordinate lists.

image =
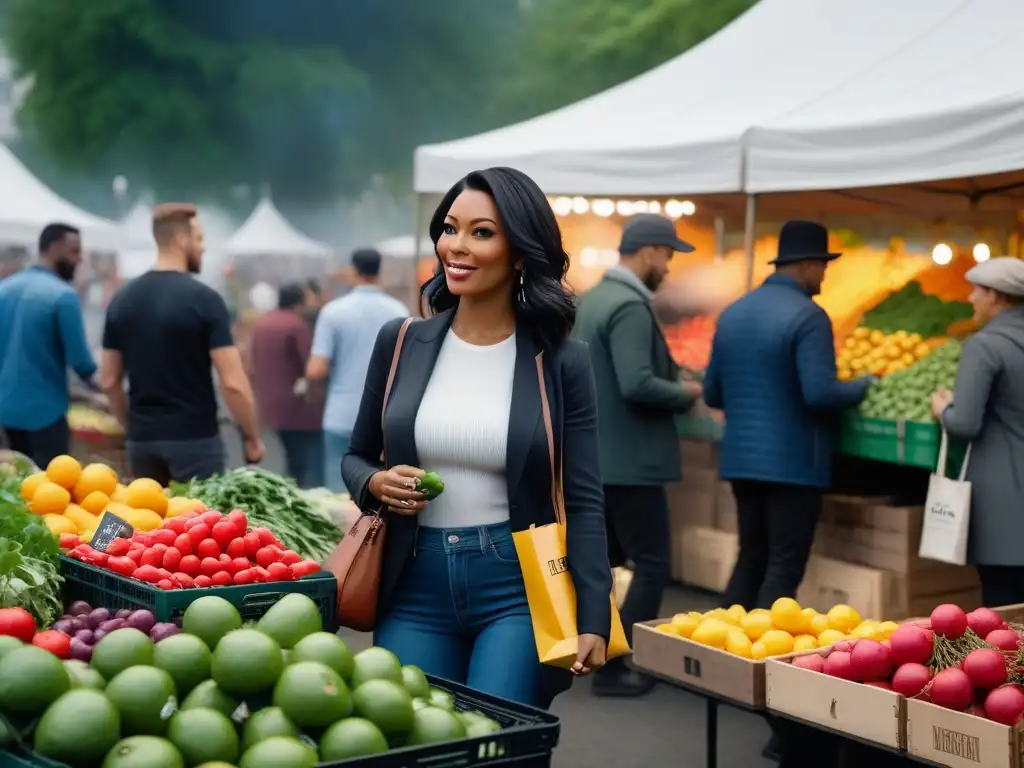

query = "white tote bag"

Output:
[[918, 430, 973, 565]]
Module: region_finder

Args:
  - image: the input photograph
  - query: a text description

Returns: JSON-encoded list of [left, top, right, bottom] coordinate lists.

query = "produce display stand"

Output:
[[632, 621, 770, 768], [0, 675, 560, 768], [59, 555, 339, 627]]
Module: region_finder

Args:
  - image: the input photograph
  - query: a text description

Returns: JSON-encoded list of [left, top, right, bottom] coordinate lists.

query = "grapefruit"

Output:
[[212, 629, 283, 696], [65, 659, 107, 690], [273, 661, 352, 728], [406, 706, 467, 745], [92, 629, 155, 681], [319, 717, 389, 760], [401, 665, 430, 699], [289, 632, 354, 680], [154, 633, 212, 696], [240, 706, 300, 752], [352, 678, 415, 738], [101, 736, 184, 768], [255, 594, 322, 649], [105, 665, 178, 735], [239, 736, 317, 768], [350, 646, 402, 687], [181, 680, 239, 718], [34, 689, 121, 765], [182, 596, 242, 650], [0, 645, 71, 713], [166, 708, 239, 766]]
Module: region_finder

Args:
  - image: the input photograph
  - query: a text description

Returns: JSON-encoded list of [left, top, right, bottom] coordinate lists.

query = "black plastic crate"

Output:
[[59, 555, 338, 629]]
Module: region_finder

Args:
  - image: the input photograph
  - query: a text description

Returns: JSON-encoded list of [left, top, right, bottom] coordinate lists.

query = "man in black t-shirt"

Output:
[[99, 203, 264, 485]]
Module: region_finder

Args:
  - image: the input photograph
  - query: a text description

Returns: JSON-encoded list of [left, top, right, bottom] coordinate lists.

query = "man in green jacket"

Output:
[[574, 213, 699, 697]]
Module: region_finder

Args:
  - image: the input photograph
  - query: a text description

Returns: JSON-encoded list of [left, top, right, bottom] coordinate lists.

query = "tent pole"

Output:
[[412, 195, 423, 316], [713, 216, 725, 262], [743, 194, 757, 290]]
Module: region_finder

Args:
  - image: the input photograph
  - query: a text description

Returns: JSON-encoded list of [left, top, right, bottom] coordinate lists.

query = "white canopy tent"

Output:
[[415, 0, 1024, 200], [0, 143, 124, 250], [224, 197, 330, 258], [373, 235, 434, 261]]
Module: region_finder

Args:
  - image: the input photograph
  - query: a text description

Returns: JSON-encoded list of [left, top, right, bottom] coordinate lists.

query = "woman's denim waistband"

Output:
[[415, 522, 513, 553]]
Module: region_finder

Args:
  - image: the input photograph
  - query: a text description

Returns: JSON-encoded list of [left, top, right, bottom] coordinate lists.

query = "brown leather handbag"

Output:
[[325, 317, 414, 631]]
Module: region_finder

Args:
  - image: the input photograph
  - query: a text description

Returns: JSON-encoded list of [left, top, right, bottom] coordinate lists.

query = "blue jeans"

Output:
[[323, 430, 350, 494], [277, 429, 324, 489], [374, 522, 546, 708]]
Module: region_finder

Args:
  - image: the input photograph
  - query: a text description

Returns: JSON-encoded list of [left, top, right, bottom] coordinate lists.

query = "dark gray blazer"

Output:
[[942, 306, 1024, 566], [341, 309, 613, 700]]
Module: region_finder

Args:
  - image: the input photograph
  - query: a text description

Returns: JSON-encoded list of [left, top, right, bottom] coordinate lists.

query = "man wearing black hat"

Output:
[[574, 213, 700, 697], [703, 221, 874, 613]]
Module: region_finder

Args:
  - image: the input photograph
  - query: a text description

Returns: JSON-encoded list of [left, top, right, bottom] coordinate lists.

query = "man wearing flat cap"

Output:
[[703, 221, 873, 612], [931, 256, 1024, 607], [574, 213, 700, 697]]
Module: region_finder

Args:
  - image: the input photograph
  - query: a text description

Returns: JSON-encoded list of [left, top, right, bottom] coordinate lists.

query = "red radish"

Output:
[[930, 668, 974, 710], [850, 640, 892, 682], [930, 604, 969, 640], [832, 640, 857, 653], [892, 664, 932, 697], [984, 685, 1024, 725], [962, 649, 1008, 690], [824, 651, 854, 679], [986, 629, 1022, 652], [864, 681, 892, 690], [967, 608, 1006, 639], [889, 625, 934, 666], [792, 654, 825, 673]]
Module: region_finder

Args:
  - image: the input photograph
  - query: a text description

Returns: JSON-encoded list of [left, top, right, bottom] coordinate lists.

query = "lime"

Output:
[[351, 678, 414, 738], [105, 665, 178, 735], [34, 689, 121, 765], [101, 735, 185, 768], [0, 645, 71, 713], [92, 628, 154, 681], [182, 597, 242, 650], [239, 736, 317, 768], [255, 594, 322, 649], [406, 705, 467, 745], [290, 632, 354, 681], [429, 687, 455, 711], [211, 629, 283, 696], [273, 661, 351, 728], [166, 708, 239, 766], [240, 706, 299, 752], [401, 665, 430, 699], [154, 633, 212, 696], [181, 679, 238, 718], [350, 646, 402, 687], [65, 659, 106, 690], [319, 717, 388, 760]]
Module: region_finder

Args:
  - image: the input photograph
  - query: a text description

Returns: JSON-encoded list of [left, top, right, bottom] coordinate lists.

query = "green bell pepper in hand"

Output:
[[417, 471, 445, 500]]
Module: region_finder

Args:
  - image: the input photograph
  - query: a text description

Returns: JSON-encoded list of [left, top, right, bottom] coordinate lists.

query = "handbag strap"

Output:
[[937, 427, 973, 481], [535, 352, 566, 526], [378, 318, 415, 465]]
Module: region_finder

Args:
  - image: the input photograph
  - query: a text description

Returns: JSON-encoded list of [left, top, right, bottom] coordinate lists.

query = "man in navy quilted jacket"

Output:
[[703, 220, 874, 611]]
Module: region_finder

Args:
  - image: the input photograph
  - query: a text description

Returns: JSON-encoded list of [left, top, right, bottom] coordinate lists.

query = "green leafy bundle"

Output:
[[172, 468, 342, 563], [0, 469, 63, 627]]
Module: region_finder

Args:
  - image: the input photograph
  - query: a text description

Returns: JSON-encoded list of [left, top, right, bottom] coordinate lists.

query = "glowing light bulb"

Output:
[[973, 243, 991, 263], [648, 201, 662, 214], [615, 200, 634, 217], [664, 200, 683, 219], [552, 197, 572, 216], [680, 200, 696, 216], [932, 243, 953, 265], [591, 199, 615, 217], [571, 197, 590, 215]]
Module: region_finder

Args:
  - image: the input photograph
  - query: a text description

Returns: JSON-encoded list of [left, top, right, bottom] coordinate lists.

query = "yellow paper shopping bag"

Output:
[[515, 354, 631, 669]]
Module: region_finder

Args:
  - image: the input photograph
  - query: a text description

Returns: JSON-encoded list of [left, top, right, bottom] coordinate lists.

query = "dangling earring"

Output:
[[517, 270, 527, 306]]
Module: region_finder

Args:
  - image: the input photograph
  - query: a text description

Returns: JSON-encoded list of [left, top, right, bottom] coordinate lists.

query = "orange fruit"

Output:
[[72, 463, 118, 501], [166, 497, 203, 519], [30, 482, 71, 515], [79, 491, 110, 516], [42, 514, 76, 536], [64, 505, 99, 533], [20, 472, 47, 502], [124, 479, 168, 516], [110, 484, 130, 503], [121, 508, 163, 532], [103, 502, 135, 519], [45, 455, 82, 490]]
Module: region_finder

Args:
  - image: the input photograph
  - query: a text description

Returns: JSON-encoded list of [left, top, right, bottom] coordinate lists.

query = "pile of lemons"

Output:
[[20, 455, 205, 540], [655, 598, 899, 659], [836, 327, 939, 381]]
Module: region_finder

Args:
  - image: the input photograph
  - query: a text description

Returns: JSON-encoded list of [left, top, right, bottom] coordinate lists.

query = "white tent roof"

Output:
[[0, 143, 123, 250], [746, 0, 1024, 193], [415, 0, 1024, 198], [224, 197, 330, 258], [373, 235, 433, 261]]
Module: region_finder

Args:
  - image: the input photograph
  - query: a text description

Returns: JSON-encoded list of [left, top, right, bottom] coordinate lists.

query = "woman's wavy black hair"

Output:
[[420, 167, 575, 352]]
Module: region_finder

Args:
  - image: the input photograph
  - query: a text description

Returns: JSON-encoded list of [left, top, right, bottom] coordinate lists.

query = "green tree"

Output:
[[500, 0, 759, 120], [4, 0, 522, 204]]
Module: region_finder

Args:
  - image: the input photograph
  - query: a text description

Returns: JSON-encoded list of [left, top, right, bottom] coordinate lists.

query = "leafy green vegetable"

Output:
[[172, 468, 342, 562], [0, 477, 63, 627]]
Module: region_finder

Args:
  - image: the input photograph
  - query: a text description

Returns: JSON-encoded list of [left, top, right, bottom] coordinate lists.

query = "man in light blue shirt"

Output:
[[0, 224, 98, 466], [306, 248, 408, 493]]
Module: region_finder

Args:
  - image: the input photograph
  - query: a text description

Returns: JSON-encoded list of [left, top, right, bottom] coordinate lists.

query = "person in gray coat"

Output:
[[932, 256, 1024, 607]]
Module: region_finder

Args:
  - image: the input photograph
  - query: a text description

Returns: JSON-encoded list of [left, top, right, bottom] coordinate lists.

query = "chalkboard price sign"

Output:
[[91, 510, 135, 553]]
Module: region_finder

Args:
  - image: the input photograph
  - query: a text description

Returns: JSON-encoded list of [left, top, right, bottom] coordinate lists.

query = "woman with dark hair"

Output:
[[341, 167, 612, 707]]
